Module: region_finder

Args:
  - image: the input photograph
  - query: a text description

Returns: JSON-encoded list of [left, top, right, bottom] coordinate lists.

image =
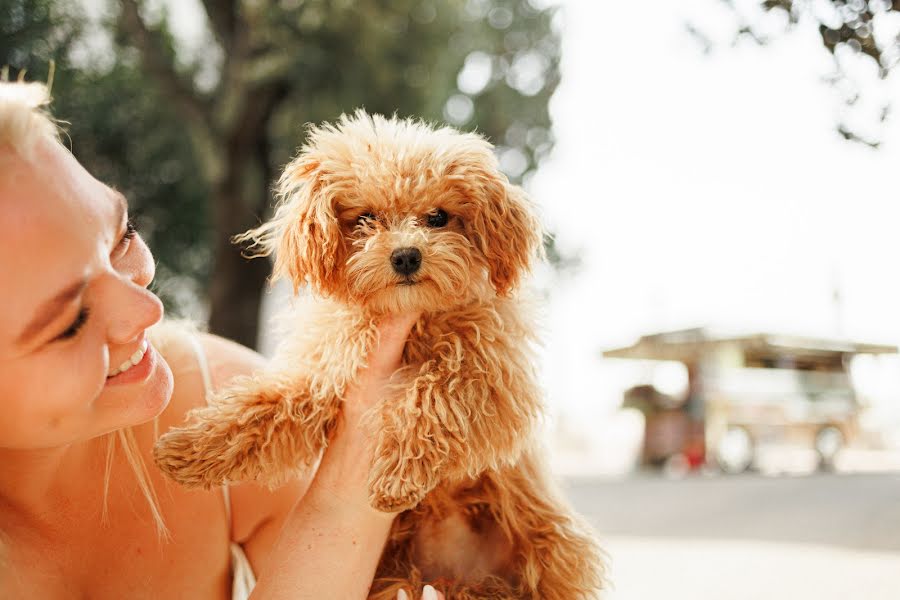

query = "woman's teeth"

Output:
[[108, 340, 149, 377]]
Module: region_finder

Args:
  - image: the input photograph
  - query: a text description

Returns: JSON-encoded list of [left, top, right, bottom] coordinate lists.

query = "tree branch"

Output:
[[117, 0, 212, 130]]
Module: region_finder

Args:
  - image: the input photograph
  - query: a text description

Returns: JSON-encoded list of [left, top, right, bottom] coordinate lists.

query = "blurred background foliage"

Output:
[[717, 0, 900, 147], [2, 0, 562, 348]]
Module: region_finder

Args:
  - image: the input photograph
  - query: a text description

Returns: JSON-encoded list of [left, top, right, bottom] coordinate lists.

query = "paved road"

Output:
[[562, 473, 900, 600]]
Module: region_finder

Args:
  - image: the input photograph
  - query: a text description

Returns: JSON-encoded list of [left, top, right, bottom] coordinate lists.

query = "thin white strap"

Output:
[[187, 334, 215, 401], [186, 335, 233, 537], [222, 482, 233, 527]]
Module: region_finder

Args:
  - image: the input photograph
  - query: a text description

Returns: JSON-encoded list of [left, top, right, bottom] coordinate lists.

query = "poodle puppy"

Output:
[[154, 111, 604, 599]]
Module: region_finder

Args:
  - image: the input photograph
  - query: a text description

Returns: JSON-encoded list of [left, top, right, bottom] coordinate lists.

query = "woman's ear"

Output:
[[236, 154, 345, 295]]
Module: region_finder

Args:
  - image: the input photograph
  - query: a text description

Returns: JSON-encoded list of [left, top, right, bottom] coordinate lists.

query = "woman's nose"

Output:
[[129, 237, 156, 289], [103, 276, 164, 345]]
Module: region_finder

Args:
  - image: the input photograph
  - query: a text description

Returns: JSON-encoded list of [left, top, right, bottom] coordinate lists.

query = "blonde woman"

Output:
[[0, 80, 442, 600]]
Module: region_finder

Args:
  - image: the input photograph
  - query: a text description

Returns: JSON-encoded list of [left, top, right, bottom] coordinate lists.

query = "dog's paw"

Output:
[[367, 471, 429, 513], [369, 487, 425, 513], [153, 425, 237, 489]]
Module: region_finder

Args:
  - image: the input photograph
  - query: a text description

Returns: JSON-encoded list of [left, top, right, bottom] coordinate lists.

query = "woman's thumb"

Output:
[[366, 312, 420, 376]]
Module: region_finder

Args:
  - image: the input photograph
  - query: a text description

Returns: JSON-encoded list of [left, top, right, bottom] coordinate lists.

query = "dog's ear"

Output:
[[457, 146, 542, 296], [477, 180, 542, 295], [237, 154, 345, 295], [274, 155, 346, 294]]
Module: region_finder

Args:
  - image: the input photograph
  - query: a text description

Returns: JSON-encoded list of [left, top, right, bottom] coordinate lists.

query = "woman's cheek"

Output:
[[43, 329, 114, 433], [77, 323, 109, 381], [0, 366, 45, 446], [3, 345, 107, 447]]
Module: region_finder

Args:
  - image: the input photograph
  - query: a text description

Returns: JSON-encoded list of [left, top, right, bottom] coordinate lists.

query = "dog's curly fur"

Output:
[[153, 111, 605, 599]]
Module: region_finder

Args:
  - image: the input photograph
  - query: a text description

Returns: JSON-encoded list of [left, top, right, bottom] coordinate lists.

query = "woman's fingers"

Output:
[[365, 312, 420, 378], [422, 585, 443, 600], [335, 312, 420, 455], [341, 312, 419, 425], [396, 586, 444, 600]]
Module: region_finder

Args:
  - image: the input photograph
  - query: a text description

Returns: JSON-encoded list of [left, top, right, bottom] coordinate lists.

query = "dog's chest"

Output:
[[402, 313, 485, 366]]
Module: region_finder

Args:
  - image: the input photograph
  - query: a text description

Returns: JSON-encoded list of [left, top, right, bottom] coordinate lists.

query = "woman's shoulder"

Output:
[[198, 331, 268, 388], [148, 321, 266, 430], [145, 321, 310, 563]]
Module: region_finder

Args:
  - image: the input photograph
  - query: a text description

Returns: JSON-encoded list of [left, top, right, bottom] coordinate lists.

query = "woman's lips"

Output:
[[105, 341, 155, 386]]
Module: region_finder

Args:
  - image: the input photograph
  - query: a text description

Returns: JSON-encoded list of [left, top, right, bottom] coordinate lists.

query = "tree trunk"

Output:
[[206, 135, 266, 348], [207, 83, 288, 349], [207, 206, 271, 349]]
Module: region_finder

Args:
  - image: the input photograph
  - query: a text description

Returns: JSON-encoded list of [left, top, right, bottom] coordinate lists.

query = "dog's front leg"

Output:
[[154, 372, 340, 489], [366, 360, 458, 513]]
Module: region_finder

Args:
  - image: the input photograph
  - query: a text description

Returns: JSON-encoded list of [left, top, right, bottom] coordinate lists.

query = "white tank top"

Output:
[[188, 335, 258, 600]]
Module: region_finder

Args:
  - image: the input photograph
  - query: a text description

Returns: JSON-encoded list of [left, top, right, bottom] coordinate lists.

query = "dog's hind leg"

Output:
[[482, 453, 606, 600], [153, 372, 340, 489]]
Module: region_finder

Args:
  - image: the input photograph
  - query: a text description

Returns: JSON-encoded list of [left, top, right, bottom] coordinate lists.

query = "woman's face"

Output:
[[0, 137, 173, 450]]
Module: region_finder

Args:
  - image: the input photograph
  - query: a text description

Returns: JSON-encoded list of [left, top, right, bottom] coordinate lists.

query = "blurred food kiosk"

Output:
[[604, 328, 897, 473]]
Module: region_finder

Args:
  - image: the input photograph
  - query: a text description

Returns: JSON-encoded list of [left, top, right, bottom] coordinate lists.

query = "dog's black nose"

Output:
[[390, 247, 422, 276]]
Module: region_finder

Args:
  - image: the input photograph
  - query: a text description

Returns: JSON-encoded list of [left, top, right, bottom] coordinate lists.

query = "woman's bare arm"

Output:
[[192, 334, 311, 573]]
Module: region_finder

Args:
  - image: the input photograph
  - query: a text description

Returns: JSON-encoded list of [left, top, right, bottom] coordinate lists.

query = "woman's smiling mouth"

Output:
[[107, 339, 148, 377]]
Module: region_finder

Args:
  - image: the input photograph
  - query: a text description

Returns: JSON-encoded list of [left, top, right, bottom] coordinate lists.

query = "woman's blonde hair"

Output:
[[0, 76, 168, 539], [0, 74, 61, 157]]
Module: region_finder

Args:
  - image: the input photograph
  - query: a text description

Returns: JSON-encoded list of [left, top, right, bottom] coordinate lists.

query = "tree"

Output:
[[718, 0, 900, 147]]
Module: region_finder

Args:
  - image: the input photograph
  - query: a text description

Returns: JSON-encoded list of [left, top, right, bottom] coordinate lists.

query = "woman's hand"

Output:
[[251, 313, 421, 600], [310, 312, 420, 516], [397, 585, 445, 600]]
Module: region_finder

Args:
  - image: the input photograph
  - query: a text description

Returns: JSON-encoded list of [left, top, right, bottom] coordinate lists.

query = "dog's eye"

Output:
[[357, 212, 377, 226], [426, 209, 448, 228]]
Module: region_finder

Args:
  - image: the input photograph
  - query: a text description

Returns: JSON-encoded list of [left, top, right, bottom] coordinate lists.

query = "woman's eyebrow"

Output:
[[16, 279, 87, 347]]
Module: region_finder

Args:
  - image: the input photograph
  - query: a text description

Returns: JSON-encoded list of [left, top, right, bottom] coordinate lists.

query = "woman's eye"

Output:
[[357, 212, 377, 226], [56, 308, 90, 341], [426, 209, 449, 228], [114, 219, 137, 255]]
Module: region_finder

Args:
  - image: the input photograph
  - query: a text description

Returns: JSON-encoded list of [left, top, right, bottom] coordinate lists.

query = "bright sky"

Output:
[[530, 0, 900, 435]]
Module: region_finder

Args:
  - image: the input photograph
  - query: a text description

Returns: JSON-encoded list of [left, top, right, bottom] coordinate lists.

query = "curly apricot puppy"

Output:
[[154, 111, 604, 599]]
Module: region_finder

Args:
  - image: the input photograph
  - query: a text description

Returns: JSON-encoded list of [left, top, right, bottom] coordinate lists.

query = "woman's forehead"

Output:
[[0, 140, 116, 254]]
